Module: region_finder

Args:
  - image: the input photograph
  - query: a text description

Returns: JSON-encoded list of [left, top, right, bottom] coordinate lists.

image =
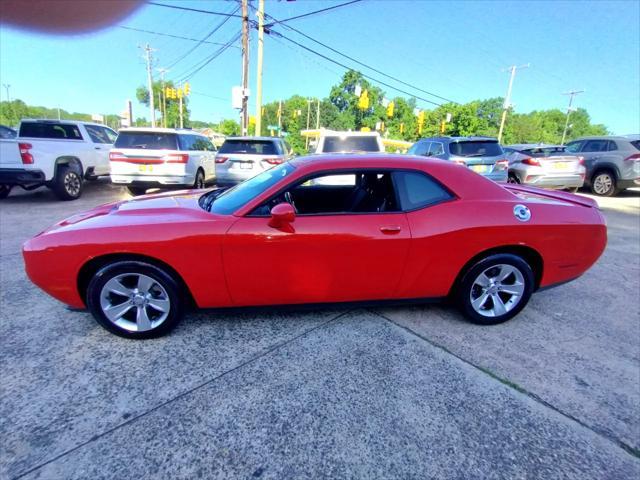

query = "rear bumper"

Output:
[[0, 168, 46, 186], [215, 170, 255, 185], [482, 171, 508, 182], [110, 173, 195, 186], [523, 174, 584, 189]]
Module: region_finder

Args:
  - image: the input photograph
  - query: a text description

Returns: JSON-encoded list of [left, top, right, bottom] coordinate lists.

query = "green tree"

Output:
[[136, 80, 190, 128]]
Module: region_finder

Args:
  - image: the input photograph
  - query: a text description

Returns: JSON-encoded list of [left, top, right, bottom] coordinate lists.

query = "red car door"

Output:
[[222, 212, 411, 307]]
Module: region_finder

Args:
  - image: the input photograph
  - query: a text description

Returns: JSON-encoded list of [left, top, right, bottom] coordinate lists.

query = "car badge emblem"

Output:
[[514, 204, 531, 222]]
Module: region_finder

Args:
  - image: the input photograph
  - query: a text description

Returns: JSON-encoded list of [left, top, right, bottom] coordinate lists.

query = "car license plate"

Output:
[[552, 162, 568, 170], [240, 162, 253, 170], [138, 165, 153, 172], [470, 165, 489, 173]]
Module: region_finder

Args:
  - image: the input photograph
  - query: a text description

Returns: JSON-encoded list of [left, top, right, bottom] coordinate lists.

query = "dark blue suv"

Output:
[[408, 136, 508, 182]]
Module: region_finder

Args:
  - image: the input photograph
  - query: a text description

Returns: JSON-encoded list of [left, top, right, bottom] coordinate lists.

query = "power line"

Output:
[[268, 30, 444, 107], [165, 5, 240, 70], [118, 25, 240, 48], [264, 0, 363, 26], [172, 31, 242, 83], [259, 9, 457, 104], [148, 2, 243, 17]]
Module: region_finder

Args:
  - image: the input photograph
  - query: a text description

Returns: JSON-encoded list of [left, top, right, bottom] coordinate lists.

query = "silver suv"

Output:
[[215, 136, 293, 186], [565, 135, 640, 196]]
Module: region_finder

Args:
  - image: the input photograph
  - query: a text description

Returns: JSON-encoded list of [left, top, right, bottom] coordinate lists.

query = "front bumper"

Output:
[[110, 173, 195, 186], [0, 168, 46, 186]]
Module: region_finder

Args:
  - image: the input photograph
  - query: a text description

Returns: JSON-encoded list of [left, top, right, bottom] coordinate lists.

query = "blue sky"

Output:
[[1, 0, 638, 134]]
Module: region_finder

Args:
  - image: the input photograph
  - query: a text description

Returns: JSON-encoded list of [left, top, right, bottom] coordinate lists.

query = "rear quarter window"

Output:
[[630, 140, 640, 151], [20, 122, 83, 140], [114, 132, 178, 150], [393, 171, 453, 211]]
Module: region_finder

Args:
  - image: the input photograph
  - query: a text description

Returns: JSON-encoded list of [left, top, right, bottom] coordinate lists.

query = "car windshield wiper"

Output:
[[200, 187, 229, 212]]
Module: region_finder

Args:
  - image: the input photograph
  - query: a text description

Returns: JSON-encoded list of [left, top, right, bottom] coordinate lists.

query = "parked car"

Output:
[[214, 136, 293, 186], [408, 136, 508, 182], [0, 125, 17, 139], [0, 119, 116, 200], [109, 128, 217, 196], [504, 144, 585, 191], [564, 135, 640, 196], [23, 154, 606, 339], [313, 130, 385, 154]]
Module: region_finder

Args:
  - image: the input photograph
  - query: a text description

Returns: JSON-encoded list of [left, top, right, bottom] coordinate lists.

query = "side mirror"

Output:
[[268, 202, 296, 229]]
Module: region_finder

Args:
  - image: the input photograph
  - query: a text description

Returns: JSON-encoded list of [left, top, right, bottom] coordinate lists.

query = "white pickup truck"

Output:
[[0, 119, 117, 200]]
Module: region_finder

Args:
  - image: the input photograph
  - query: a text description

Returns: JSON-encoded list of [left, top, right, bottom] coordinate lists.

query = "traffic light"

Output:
[[177, 88, 183, 99], [400, 123, 405, 134], [183, 82, 191, 96], [417, 111, 425, 134], [358, 89, 369, 110], [386, 101, 394, 118]]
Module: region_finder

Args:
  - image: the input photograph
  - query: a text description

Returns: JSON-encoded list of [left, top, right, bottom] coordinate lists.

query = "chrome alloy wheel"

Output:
[[99, 273, 171, 332], [64, 171, 81, 196], [469, 264, 525, 318], [593, 173, 613, 195]]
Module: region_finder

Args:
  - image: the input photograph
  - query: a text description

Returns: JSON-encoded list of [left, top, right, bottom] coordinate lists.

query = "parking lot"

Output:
[[1, 181, 639, 479]]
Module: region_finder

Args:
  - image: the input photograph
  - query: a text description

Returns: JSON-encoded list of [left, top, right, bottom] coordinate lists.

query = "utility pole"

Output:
[[561, 89, 585, 145], [240, 0, 250, 135], [315, 99, 321, 129], [142, 44, 156, 127], [497, 64, 529, 143], [157, 67, 169, 128], [2, 84, 10, 102], [305, 98, 312, 150], [179, 82, 184, 128], [255, 0, 265, 136], [277, 100, 282, 135]]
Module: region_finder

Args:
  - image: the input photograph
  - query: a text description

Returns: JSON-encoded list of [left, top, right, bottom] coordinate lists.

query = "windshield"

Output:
[[449, 141, 503, 157], [114, 132, 178, 150], [218, 139, 278, 155], [206, 162, 295, 215], [321, 136, 381, 153]]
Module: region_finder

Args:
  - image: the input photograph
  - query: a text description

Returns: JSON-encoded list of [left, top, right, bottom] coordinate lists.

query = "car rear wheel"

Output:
[[564, 187, 580, 193], [193, 169, 205, 189], [457, 254, 534, 325], [591, 171, 619, 197], [53, 165, 83, 200], [126, 185, 148, 196], [0, 185, 11, 199], [86, 261, 184, 339], [507, 173, 520, 184]]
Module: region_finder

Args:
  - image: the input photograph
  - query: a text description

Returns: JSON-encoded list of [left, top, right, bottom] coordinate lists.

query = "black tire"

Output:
[[0, 185, 11, 199], [590, 170, 619, 197], [193, 169, 205, 189], [126, 185, 148, 196], [86, 261, 184, 339], [507, 173, 520, 184], [52, 165, 83, 200], [456, 253, 534, 326], [564, 187, 580, 193]]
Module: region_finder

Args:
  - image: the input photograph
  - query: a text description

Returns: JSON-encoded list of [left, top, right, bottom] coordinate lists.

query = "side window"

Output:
[[582, 140, 609, 152], [190, 137, 210, 151], [284, 141, 292, 156], [429, 142, 444, 156], [393, 171, 453, 211], [607, 141, 618, 152], [205, 139, 216, 152], [85, 124, 114, 144], [178, 135, 196, 151], [410, 141, 430, 156], [564, 141, 583, 153], [102, 127, 118, 144]]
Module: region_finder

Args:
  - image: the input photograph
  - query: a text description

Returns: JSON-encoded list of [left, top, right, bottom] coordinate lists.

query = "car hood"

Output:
[[38, 189, 217, 235]]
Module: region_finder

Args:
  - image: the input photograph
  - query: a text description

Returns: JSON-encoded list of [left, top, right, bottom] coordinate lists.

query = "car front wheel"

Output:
[[86, 261, 184, 339], [457, 254, 534, 325], [591, 171, 619, 196], [0, 185, 11, 199]]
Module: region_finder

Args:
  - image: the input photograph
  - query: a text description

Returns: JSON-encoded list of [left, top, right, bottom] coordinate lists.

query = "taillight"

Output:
[[109, 151, 126, 162], [578, 156, 585, 166], [263, 157, 283, 165], [522, 158, 542, 167], [215, 156, 228, 164], [18, 143, 34, 164], [164, 153, 189, 163], [495, 159, 509, 169], [624, 153, 640, 162]]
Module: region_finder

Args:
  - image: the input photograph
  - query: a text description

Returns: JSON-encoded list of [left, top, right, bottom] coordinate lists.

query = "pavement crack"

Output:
[[371, 309, 640, 461], [11, 310, 352, 480]]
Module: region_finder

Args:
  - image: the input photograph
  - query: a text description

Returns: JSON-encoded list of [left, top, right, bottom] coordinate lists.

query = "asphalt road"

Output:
[[1, 180, 638, 479]]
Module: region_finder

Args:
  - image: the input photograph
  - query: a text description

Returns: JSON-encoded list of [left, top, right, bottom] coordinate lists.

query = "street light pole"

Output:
[[255, 0, 265, 137], [561, 89, 585, 145], [240, 0, 250, 135], [2, 84, 11, 102]]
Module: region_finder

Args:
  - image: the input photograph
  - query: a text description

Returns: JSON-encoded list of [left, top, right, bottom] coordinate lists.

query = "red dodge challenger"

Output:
[[23, 155, 607, 339]]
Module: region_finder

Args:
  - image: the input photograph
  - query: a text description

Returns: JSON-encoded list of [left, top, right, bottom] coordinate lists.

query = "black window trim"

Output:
[[245, 167, 458, 218]]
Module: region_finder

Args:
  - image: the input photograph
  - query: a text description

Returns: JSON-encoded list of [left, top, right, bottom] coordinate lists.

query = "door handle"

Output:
[[95, 147, 102, 150], [380, 225, 401, 234]]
